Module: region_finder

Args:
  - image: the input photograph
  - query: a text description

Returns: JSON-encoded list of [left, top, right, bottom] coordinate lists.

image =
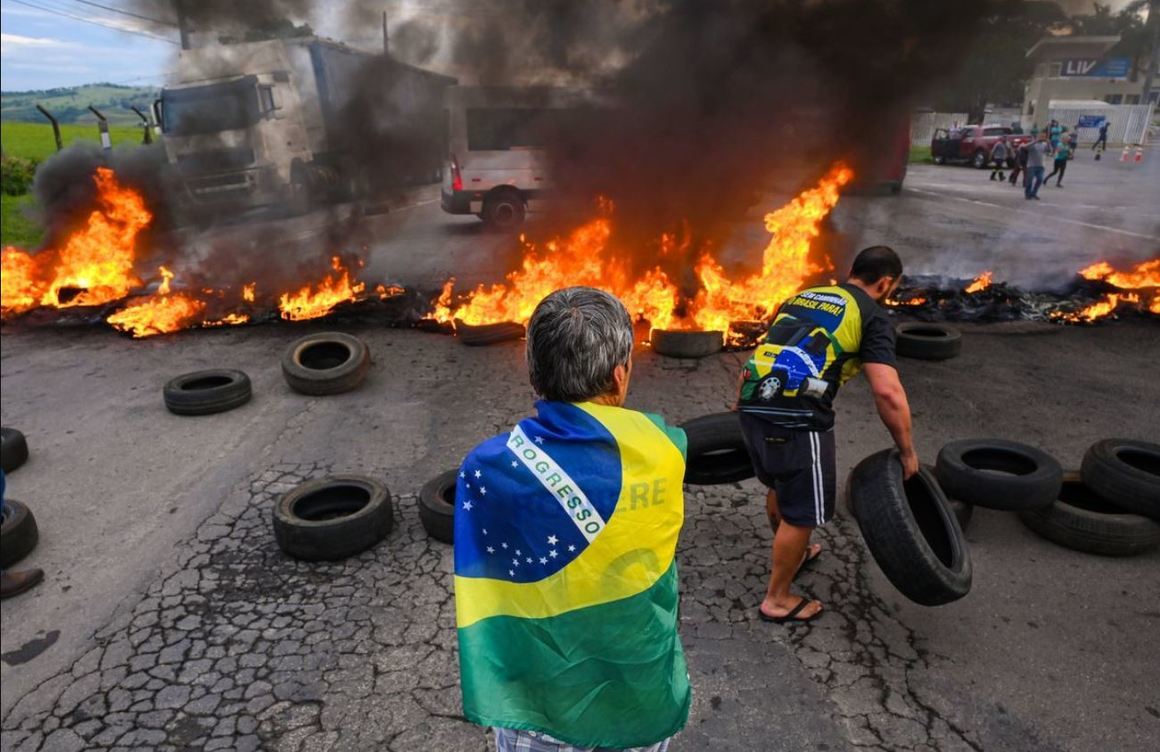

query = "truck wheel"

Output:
[[972, 150, 987, 169], [482, 190, 526, 231]]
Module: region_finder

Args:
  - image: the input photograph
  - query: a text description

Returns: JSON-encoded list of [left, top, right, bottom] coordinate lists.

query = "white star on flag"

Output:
[[511, 460, 518, 468], [459, 471, 466, 478], [549, 550, 558, 558], [480, 486, 487, 495], [486, 546, 495, 554], [568, 545, 576, 552], [526, 557, 532, 564], [482, 528, 488, 535], [547, 535, 558, 545], [539, 557, 547, 565], [534, 436, 545, 444], [474, 469, 482, 478], [502, 542, 508, 549], [465, 483, 471, 489], [509, 569, 515, 576], [512, 558, 520, 566], [462, 500, 473, 511]]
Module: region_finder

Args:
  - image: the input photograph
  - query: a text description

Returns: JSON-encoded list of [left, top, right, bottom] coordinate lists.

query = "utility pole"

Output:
[[1142, 0, 1160, 106], [382, 10, 389, 56], [174, 0, 191, 50]]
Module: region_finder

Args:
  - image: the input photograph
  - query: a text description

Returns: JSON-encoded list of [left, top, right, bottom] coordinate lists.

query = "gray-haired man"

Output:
[[454, 287, 692, 751]]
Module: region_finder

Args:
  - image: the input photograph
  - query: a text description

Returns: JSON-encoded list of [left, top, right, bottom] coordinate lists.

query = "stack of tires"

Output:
[[1, 428, 39, 570]]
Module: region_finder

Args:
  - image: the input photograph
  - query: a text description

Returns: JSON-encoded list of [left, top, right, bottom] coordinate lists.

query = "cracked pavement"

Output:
[[2, 319, 1158, 751]]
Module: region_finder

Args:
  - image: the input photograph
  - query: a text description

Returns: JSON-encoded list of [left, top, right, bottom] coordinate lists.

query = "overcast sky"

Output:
[[0, 0, 1145, 92]]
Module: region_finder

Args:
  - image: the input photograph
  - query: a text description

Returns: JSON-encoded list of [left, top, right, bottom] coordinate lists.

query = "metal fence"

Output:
[[910, 112, 967, 145], [1045, 103, 1155, 146]]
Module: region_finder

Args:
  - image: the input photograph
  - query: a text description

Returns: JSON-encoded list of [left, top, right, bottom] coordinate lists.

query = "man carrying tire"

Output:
[[454, 287, 690, 751], [735, 245, 918, 623]]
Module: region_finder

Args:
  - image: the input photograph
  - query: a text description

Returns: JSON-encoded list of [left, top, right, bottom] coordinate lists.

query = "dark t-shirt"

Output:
[[738, 283, 896, 430]]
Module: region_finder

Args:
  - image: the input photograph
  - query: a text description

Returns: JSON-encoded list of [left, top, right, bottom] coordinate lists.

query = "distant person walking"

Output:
[[1092, 120, 1110, 152], [1045, 139, 1071, 187], [1009, 141, 1030, 187], [1068, 127, 1079, 152], [1025, 132, 1052, 200], [1049, 119, 1063, 148], [988, 138, 1009, 182]]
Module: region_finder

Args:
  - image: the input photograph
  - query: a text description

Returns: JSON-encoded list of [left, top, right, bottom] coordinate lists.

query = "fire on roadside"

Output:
[[433, 163, 855, 335], [1051, 258, 1160, 323], [278, 256, 367, 321], [964, 271, 992, 294]]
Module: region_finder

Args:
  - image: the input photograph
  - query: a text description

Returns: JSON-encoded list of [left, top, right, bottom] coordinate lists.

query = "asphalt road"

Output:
[[2, 318, 1159, 752]]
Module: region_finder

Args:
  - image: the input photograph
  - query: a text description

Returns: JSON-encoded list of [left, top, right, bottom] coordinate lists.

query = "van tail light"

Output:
[[450, 155, 463, 192]]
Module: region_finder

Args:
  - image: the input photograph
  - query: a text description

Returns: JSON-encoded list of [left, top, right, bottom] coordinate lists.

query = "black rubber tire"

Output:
[[972, 149, 987, 169], [1019, 471, 1160, 557], [281, 332, 371, 396], [1080, 439, 1160, 520], [272, 475, 393, 561], [680, 412, 755, 485], [651, 329, 724, 359], [455, 320, 526, 346], [848, 449, 972, 606], [1, 427, 30, 473], [419, 470, 457, 544], [932, 154, 945, 165], [895, 323, 962, 360], [162, 369, 252, 416], [935, 438, 1062, 511], [1, 499, 39, 568], [946, 499, 974, 532], [482, 190, 526, 231]]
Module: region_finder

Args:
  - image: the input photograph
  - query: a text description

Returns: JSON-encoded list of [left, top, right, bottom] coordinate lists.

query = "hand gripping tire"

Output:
[[1019, 471, 1160, 557], [651, 329, 724, 359], [848, 449, 972, 606], [895, 323, 962, 361], [455, 320, 526, 347], [680, 412, 755, 485], [1, 499, 39, 568], [846, 466, 973, 532], [935, 439, 1062, 511], [1, 427, 29, 473], [419, 470, 457, 544], [281, 332, 371, 396], [1080, 439, 1160, 520], [273, 476, 393, 561], [163, 370, 252, 416]]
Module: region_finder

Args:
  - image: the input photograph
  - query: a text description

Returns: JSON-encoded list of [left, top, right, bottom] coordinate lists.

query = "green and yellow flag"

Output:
[[454, 400, 690, 748]]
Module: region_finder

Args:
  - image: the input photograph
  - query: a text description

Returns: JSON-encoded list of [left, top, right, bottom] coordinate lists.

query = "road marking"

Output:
[[906, 187, 1160, 241]]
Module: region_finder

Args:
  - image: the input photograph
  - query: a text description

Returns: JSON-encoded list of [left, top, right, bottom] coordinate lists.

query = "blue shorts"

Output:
[[739, 414, 836, 527]]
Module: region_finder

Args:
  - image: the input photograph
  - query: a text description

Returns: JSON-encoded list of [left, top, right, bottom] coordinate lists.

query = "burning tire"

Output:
[[1, 427, 29, 473], [482, 189, 526, 231], [455, 320, 526, 347], [282, 332, 371, 395], [935, 439, 1062, 511], [847, 450, 972, 606], [1, 499, 39, 568], [895, 323, 962, 360], [681, 412, 755, 485], [1081, 439, 1160, 520], [163, 370, 252, 416], [651, 329, 724, 359], [419, 470, 457, 544], [1019, 471, 1160, 557], [273, 476, 393, 561]]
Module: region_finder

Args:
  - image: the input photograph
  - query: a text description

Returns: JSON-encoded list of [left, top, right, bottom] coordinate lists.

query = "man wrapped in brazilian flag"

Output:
[[736, 246, 919, 625], [454, 287, 690, 752]]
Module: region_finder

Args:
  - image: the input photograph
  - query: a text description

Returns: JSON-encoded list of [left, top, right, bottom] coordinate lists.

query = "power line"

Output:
[[3, 0, 179, 44], [69, 0, 176, 27]]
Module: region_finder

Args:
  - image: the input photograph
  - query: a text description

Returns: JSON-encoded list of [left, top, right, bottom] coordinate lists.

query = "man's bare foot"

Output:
[[758, 594, 823, 623]]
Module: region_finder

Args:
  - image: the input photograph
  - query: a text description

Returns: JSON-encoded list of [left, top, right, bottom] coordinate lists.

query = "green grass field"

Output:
[[1, 194, 42, 249], [908, 145, 932, 164], [1, 121, 147, 161]]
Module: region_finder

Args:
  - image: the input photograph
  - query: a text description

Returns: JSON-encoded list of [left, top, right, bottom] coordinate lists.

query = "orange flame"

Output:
[[1052, 293, 1141, 323], [278, 256, 366, 321], [1, 168, 151, 314], [1079, 259, 1160, 289], [242, 283, 256, 302], [965, 271, 993, 294], [434, 163, 853, 333]]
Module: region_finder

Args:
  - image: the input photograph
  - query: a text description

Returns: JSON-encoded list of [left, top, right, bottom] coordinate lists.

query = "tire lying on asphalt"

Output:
[[419, 470, 457, 544], [935, 439, 1062, 511], [273, 475, 393, 561], [163, 369, 252, 416], [1, 427, 29, 473], [455, 320, 526, 347], [680, 412, 755, 486], [282, 332, 371, 395], [0, 499, 39, 568], [1081, 439, 1160, 520], [651, 329, 724, 359], [895, 323, 962, 361], [1019, 471, 1160, 557], [848, 449, 972, 606]]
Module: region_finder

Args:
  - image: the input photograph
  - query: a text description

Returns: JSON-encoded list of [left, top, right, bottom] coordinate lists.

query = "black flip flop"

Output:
[[758, 596, 823, 624]]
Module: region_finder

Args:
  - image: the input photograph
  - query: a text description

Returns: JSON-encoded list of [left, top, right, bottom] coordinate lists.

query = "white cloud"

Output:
[[1, 32, 79, 50]]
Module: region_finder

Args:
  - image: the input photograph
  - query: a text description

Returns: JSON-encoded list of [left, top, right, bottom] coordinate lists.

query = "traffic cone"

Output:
[[1120, 146, 1130, 162], [1134, 147, 1144, 163]]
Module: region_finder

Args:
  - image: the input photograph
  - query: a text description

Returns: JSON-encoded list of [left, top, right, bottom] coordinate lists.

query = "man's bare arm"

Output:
[[864, 363, 918, 478]]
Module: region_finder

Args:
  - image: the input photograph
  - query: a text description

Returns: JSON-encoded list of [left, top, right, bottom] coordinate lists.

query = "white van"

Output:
[[440, 86, 596, 229]]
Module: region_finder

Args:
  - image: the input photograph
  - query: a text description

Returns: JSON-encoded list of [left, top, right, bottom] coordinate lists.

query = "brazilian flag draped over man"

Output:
[[454, 399, 691, 748]]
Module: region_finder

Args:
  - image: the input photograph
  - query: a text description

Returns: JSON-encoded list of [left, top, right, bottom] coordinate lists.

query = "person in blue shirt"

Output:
[[1045, 139, 1072, 187]]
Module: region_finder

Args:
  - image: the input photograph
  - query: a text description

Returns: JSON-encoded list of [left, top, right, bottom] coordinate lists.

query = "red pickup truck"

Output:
[[931, 125, 1032, 169]]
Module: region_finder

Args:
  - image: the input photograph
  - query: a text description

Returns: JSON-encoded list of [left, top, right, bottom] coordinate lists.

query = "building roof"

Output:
[[1026, 35, 1120, 60]]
